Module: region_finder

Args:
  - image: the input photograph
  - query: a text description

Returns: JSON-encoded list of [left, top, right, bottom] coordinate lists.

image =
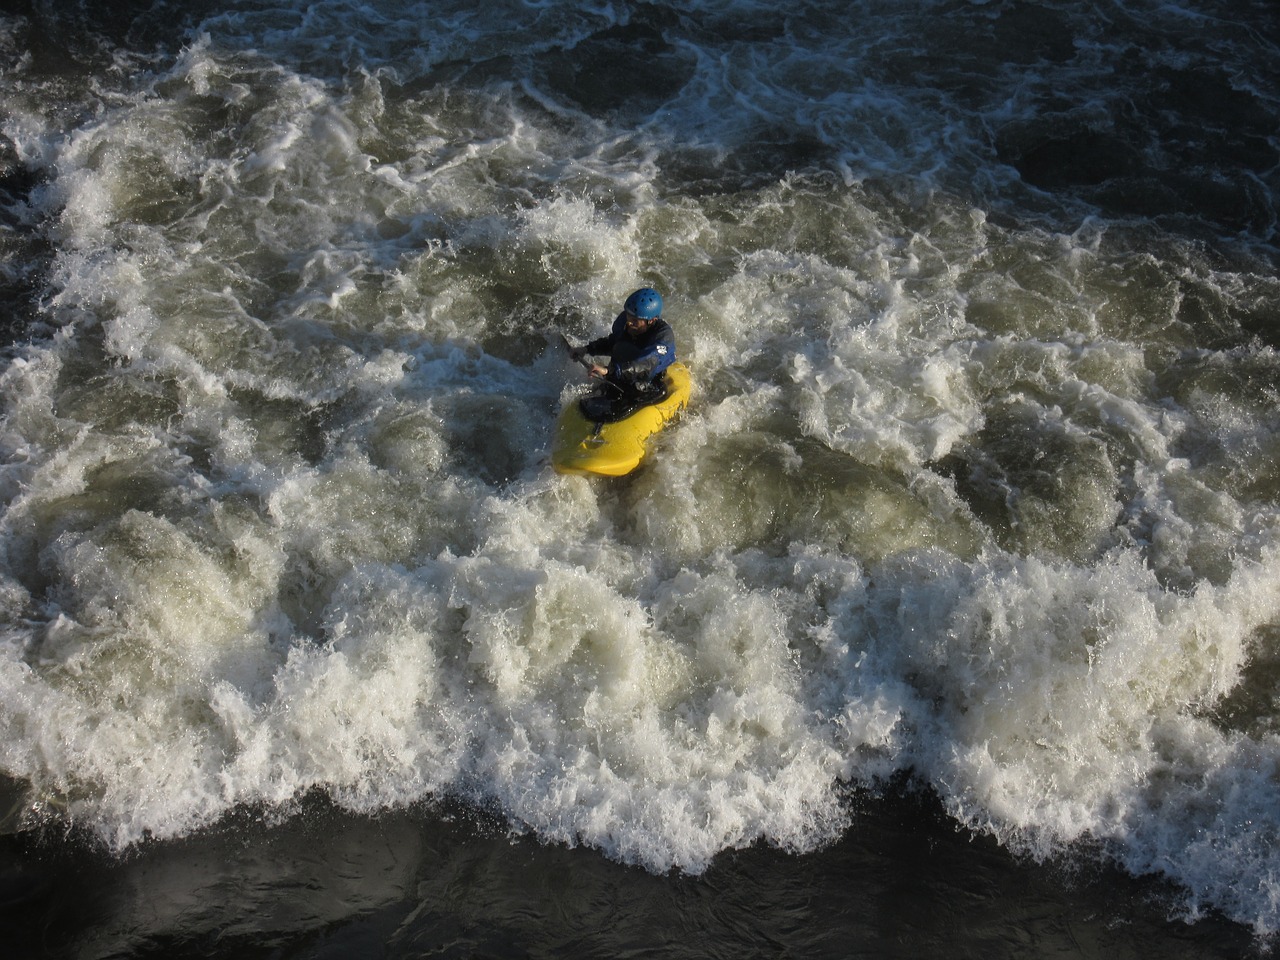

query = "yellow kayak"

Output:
[[552, 363, 692, 477]]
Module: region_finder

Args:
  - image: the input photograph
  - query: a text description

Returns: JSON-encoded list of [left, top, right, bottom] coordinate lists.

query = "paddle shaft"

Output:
[[561, 335, 623, 392]]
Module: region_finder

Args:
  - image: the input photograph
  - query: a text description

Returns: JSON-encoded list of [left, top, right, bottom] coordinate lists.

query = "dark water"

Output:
[[2, 790, 1259, 959], [2, 0, 1280, 956]]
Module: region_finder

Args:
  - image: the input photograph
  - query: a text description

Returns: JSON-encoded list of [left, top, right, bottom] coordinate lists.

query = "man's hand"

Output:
[[588, 363, 608, 379]]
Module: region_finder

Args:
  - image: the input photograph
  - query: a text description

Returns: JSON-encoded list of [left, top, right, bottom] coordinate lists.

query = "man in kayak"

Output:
[[569, 287, 676, 403]]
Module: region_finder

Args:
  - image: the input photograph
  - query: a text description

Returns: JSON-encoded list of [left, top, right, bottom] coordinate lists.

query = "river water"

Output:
[[1, 1, 1278, 956]]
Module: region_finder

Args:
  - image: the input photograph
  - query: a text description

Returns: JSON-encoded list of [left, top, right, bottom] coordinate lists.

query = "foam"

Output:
[[3, 0, 1280, 938]]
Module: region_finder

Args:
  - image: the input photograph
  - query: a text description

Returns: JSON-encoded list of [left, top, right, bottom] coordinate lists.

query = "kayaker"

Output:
[[569, 287, 676, 402]]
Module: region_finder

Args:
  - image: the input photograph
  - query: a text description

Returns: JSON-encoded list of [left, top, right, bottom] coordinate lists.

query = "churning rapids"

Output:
[[2, 0, 1280, 943]]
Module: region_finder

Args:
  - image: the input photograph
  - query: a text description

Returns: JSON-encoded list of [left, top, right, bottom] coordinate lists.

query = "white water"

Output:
[[2, 0, 1280, 938]]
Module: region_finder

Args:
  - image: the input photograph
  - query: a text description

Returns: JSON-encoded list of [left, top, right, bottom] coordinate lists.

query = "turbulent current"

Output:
[[2, 0, 1280, 944]]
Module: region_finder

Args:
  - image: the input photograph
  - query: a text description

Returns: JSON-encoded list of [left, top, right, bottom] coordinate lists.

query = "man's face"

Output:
[[624, 311, 653, 336]]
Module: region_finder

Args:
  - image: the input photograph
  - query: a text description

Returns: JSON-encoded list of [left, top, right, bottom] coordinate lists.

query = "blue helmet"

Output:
[[624, 287, 663, 320]]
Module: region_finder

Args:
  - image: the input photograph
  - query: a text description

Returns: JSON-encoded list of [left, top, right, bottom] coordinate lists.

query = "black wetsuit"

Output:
[[581, 313, 676, 397]]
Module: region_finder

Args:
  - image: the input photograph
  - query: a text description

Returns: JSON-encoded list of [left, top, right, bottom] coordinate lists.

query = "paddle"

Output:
[[560, 334, 591, 369], [561, 335, 623, 392]]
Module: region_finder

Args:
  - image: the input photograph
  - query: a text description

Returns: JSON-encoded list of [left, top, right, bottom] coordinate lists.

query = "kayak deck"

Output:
[[551, 362, 691, 477]]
